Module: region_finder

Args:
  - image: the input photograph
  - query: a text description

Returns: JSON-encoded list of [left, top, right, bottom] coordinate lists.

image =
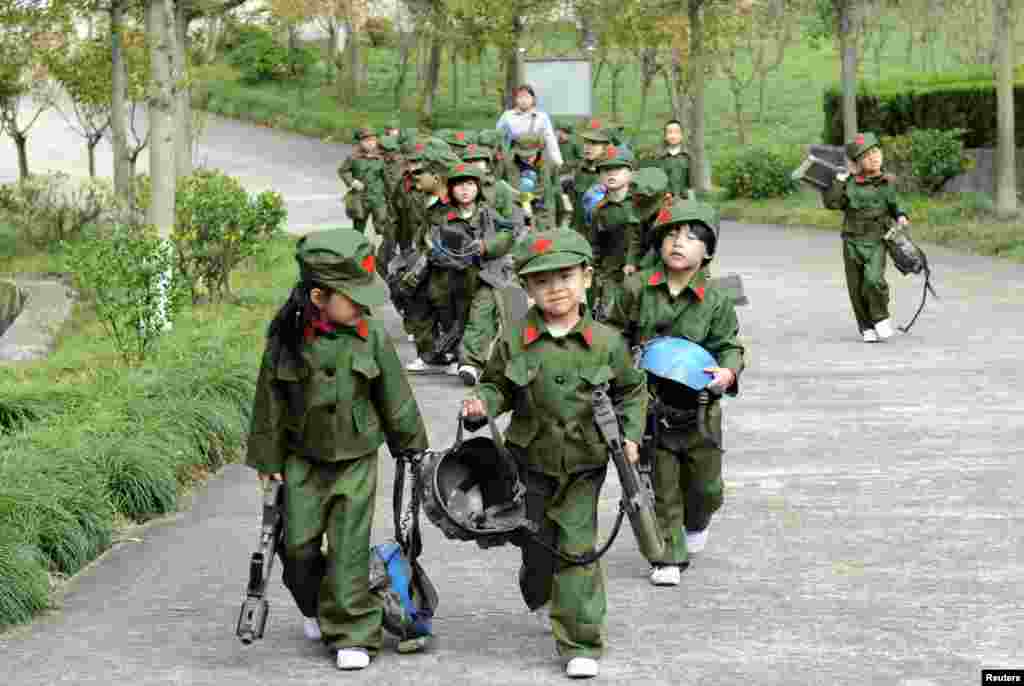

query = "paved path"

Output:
[[2, 112, 1022, 686]]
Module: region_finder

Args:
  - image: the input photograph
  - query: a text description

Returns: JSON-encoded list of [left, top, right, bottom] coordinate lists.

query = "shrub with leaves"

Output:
[[908, 128, 972, 194], [227, 25, 289, 84], [717, 148, 799, 200], [173, 169, 286, 304], [0, 173, 124, 248], [64, 223, 186, 365]]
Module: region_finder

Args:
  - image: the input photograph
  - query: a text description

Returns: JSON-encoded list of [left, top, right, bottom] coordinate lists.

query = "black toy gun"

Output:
[[592, 387, 666, 563], [236, 480, 284, 644]]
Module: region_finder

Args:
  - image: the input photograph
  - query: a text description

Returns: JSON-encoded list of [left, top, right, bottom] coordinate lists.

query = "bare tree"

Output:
[[993, 0, 1017, 217]]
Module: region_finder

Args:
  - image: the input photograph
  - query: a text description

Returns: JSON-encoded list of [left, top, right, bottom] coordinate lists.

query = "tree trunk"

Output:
[[325, 23, 340, 84], [88, 138, 98, 177], [611, 64, 622, 120], [839, 0, 859, 141], [504, 18, 524, 109], [451, 47, 458, 109], [480, 46, 489, 96], [731, 85, 747, 146], [421, 37, 442, 124], [393, 31, 413, 110], [993, 0, 1017, 217], [204, 15, 221, 64], [110, 0, 133, 208], [13, 132, 29, 180], [148, 0, 177, 240], [348, 21, 363, 99], [688, 0, 709, 192], [173, 2, 191, 179]]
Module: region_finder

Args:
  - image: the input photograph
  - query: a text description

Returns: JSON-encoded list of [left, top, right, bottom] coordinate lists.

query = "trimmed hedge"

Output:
[[824, 73, 1024, 148]]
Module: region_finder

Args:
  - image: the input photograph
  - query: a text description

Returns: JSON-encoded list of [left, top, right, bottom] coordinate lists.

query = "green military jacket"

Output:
[[823, 173, 907, 240], [337, 150, 388, 200], [641, 147, 690, 199], [481, 176, 522, 224], [474, 307, 647, 478], [608, 266, 744, 394], [246, 318, 428, 474], [591, 190, 644, 274], [389, 174, 422, 248], [559, 140, 582, 175], [382, 153, 406, 199], [428, 203, 516, 264], [495, 155, 558, 231], [570, 162, 602, 233]]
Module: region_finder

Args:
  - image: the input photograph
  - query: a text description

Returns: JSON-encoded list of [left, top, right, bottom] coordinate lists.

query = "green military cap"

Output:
[[447, 161, 485, 182], [579, 118, 612, 143], [353, 126, 377, 141], [397, 127, 420, 146], [441, 129, 475, 148], [461, 142, 493, 161], [405, 137, 452, 162], [632, 166, 669, 197], [554, 119, 574, 134], [512, 133, 545, 155], [295, 228, 388, 308], [476, 130, 504, 149], [385, 117, 401, 131], [595, 143, 635, 170], [379, 135, 400, 153], [514, 229, 594, 276], [651, 197, 720, 258], [845, 132, 880, 161]]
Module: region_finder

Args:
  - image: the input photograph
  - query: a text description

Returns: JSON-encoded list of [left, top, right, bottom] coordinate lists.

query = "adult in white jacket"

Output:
[[495, 84, 564, 169]]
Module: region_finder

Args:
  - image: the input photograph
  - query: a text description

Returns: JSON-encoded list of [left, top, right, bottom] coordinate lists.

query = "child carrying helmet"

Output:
[[462, 229, 647, 679], [823, 132, 910, 342], [338, 127, 391, 238], [245, 229, 429, 670], [607, 198, 744, 587]]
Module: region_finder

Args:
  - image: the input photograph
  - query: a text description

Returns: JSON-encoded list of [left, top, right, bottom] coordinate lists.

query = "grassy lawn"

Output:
[[0, 221, 306, 628]]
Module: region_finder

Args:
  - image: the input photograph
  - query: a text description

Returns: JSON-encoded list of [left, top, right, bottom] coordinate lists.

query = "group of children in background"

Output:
[[246, 85, 907, 676]]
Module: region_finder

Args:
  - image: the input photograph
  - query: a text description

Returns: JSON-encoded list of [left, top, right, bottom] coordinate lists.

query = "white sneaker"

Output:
[[406, 333, 415, 342], [458, 365, 480, 386], [861, 329, 880, 343], [649, 565, 681, 586], [302, 616, 321, 641], [405, 357, 450, 374], [686, 527, 709, 554], [336, 648, 371, 670], [566, 657, 599, 678], [874, 318, 894, 339], [444, 362, 460, 376]]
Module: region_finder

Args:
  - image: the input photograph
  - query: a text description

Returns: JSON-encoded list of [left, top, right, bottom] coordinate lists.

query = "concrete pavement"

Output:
[[1, 111, 1022, 686]]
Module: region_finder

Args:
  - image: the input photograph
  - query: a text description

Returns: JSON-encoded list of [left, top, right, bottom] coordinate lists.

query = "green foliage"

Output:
[[823, 73, 1024, 147], [717, 148, 800, 200], [227, 25, 290, 84], [364, 17, 396, 48], [907, 128, 972, 194], [63, 223, 187, 365], [173, 169, 287, 304], [0, 174, 123, 247]]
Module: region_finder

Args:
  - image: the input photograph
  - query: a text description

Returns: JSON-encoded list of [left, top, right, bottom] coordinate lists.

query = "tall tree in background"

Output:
[[836, 0, 860, 141], [46, 36, 114, 178], [993, 0, 1017, 217], [147, 0, 177, 242]]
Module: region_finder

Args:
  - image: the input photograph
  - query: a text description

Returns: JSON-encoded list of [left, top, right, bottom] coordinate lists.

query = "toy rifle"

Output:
[[592, 386, 666, 563], [236, 480, 284, 644]]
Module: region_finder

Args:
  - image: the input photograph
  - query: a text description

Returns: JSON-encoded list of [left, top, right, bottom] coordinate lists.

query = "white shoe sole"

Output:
[[566, 657, 599, 678], [302, 617, 321, 641], [337, 649, 370, 670]]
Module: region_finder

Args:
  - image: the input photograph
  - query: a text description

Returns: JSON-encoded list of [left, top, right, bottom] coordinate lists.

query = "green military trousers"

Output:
[[350, 195, 392, 240], [281, 452, 382, 655], [842, 237, 891, 332], [458, 284, 504, 373], [518, 468, 607, 660], [406, 268, 473, 362], [650, 401, 724, 566]]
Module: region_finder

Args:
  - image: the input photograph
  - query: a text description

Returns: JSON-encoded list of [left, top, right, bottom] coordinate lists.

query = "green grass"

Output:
[[0, 224, 303, 629]]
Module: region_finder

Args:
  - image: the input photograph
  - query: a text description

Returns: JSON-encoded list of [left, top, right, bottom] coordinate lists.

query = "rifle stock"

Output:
[[592, 388, 666, 563], [236, 480, 284, 644]]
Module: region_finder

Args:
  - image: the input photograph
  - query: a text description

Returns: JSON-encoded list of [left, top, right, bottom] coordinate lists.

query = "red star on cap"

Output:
[[415, 142, 425, 152], [582, 327, 594, 346], [523, 325, 539, 345], [606, 145, 618, 159], [455, 163, 466, 173], [356, 319, 369, 339], [467, 144, 477, 153], [361, 254, 375, 274], [648, 271, 664, 286], [590, 119, 602, 130], [855, 134, 865, 146], [532, 237, 553, 254], [657, 208, 672, 224], [455, 131, 465, 141]]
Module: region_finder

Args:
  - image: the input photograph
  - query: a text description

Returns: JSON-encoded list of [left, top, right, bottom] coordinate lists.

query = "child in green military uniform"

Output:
[[640, 120, 691, 199], [555, 120, 580, 174], [246, 228, 429, 670], [629, 166, 672, 269], [607, 198, 743, 586], [462, 139, 523, 225], [498, 134, 558, 231], [590, 145, 643, 320], [823, 132, 909, 342], [566, 119, 611, 236], [462, 229, 647, 679], [338, 127, 391, 239]]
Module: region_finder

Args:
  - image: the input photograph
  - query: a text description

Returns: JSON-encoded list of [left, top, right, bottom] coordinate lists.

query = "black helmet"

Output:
[[419, 416, 530, 549]]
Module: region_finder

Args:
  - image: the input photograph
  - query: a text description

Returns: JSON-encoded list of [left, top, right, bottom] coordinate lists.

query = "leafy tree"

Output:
[[46, 37, 114, 178]]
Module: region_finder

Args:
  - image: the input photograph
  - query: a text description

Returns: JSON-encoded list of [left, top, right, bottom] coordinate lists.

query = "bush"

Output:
[[908, 128, 972, 194], [0, 174, 124, 248], [823, 72, 1024, 148], [173, 168, 287, 304], [64, 223, 187, 365], [716, 148, 799, 200], [227, 25, 288, 84], [364, 17, 396, 48]]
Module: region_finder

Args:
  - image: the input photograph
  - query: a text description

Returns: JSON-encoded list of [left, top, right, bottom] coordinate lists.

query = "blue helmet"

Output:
[[639, 337, 718, 392], [581, 183, 607, 226]]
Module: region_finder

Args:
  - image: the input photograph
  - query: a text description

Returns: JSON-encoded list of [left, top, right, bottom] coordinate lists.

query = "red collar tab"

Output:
[[415, 142, 425, 152], [582, 326, 594, 347], [855, 134, 865, 145], [447, 210, 457, 221], [523, 325, 540, 345], [454, 163, 466, 173], [355, 319, 370, 339], [855, 175, 866, 184], [606, 145, 618, 159], [648, 271, 664, 286], [590, 119, 602, 130], [455, 131, 466, 141], [361, 254, 376, 274], [693, 285, 706, 301]]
